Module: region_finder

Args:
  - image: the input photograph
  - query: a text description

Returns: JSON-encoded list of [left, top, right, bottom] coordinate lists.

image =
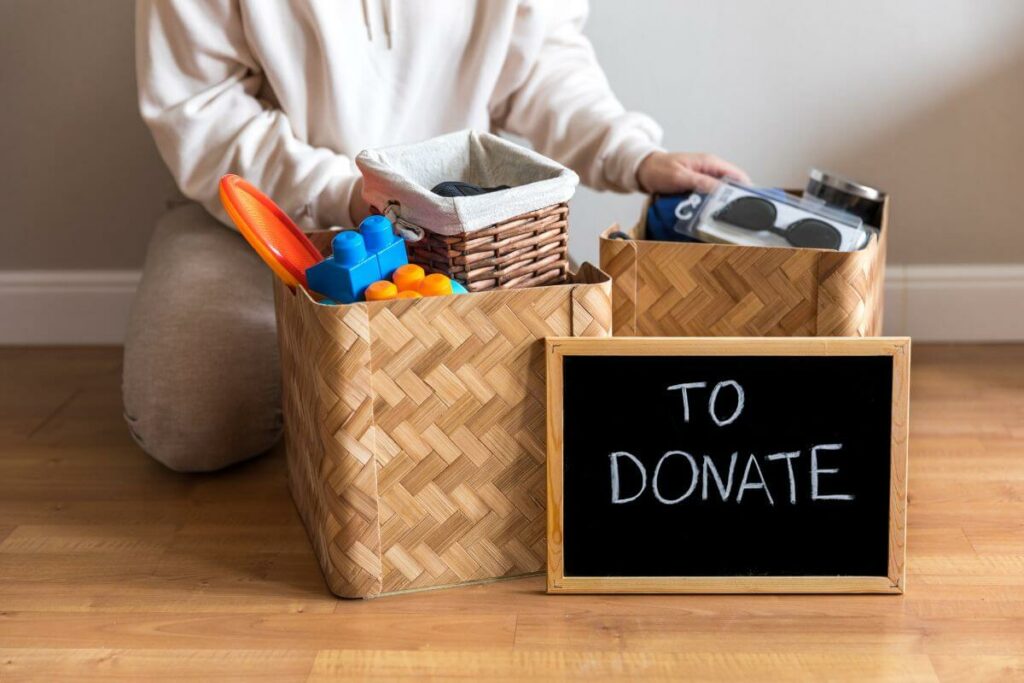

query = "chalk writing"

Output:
[[611, 379, 852, 505]]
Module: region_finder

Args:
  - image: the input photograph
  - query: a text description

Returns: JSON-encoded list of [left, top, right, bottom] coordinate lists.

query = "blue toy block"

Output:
[[374, 238, 408, 279], [359, 215, 408, 278], [304, 216, 411, 304], [305, 230, 381, 304]]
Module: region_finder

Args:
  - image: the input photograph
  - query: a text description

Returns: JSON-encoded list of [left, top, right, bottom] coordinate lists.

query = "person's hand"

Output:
[[348, 175, 372, 226], [636, 151, 751, 194]]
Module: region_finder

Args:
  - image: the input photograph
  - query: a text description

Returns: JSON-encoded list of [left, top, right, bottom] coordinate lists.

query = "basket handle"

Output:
[[383, 201, 425, 243]]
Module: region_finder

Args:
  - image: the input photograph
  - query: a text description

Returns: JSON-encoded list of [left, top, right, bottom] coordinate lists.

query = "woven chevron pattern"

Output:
[[276, 285, 384, 598], [601, 236, 639, 336], [600, 213, 886, 338], [276, 253, 611, 598], [817, 228, 887, 336], [634, 241, 822, 336]]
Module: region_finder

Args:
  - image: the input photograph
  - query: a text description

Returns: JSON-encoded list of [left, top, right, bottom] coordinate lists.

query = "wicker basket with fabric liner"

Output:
[[275, 231, 611, 597], [356, 130, 577, 292]]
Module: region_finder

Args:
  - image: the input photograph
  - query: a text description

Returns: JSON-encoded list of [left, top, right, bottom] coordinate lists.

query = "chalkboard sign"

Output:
[[545, 337, 909, 594]]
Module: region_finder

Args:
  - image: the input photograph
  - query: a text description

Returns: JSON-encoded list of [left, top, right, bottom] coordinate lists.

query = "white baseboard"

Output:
[[883, 264, 1024, 341], [0, 270, 140, 345], [1, 265, 1022, 344]]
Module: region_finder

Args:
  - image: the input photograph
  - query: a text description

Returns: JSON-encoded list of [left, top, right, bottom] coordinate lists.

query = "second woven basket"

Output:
[[357, 130, 578, 292], [407, 203, 569, 292]]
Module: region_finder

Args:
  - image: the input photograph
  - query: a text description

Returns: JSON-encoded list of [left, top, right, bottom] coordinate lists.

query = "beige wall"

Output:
[[1, 0, 178, 270], [3, 0, 1024, 270]]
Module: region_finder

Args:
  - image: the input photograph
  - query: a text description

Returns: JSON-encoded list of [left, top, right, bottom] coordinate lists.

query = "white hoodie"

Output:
[[136, 0, 664, 229]]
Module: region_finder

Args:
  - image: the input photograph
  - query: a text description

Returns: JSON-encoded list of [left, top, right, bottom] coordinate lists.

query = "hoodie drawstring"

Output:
[[360, 0, 393, 49], [382, 0, 393, 49]]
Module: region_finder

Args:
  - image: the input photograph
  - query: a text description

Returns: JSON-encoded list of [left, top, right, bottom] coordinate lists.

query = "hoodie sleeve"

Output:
[[489, 0, 664, 193], [136, 0, 359, 228]]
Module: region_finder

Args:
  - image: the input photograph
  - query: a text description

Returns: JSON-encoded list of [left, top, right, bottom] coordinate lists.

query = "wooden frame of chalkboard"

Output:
[[545, 337, 910, 594]]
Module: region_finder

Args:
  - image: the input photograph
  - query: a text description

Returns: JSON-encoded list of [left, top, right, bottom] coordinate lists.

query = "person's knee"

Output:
[[123, 203, 282, 473], [123, 328, 282, 473], [122, 311, 283, 472], [123, 389, 281, 473]]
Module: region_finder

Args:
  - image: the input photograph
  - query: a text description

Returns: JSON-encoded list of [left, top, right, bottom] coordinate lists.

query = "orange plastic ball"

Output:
[[365, 280, 398, 301], [393, 264, 425, 292], [419, 273, 454, 297]]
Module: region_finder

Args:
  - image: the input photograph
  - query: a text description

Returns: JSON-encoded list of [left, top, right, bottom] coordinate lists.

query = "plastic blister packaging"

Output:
[[645, 192, 707, 243], [694, 180, 871, 252]]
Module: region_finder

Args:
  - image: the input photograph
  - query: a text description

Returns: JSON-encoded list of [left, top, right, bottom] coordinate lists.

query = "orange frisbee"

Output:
[[218, 174, 323, 288]]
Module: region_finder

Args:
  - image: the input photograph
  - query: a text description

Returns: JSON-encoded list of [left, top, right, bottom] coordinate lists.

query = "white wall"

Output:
[[571, 0, 1024, 266]]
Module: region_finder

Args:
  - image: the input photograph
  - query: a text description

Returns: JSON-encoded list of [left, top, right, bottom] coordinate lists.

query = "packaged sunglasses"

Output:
[[694, 180, 871, 252]]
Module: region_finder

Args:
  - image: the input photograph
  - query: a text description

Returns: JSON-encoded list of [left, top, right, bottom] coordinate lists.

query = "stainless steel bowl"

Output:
[[806, 169, 886, 228]]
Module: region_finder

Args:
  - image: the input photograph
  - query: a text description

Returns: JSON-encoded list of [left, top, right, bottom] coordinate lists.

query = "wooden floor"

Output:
[[0, 345, 1022, 681]]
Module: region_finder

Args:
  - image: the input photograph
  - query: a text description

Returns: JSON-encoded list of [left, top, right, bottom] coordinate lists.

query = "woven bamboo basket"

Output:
[[403, 203, 570, 293], [275, 232, 611, 598], [600, 196, 889, 337]]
